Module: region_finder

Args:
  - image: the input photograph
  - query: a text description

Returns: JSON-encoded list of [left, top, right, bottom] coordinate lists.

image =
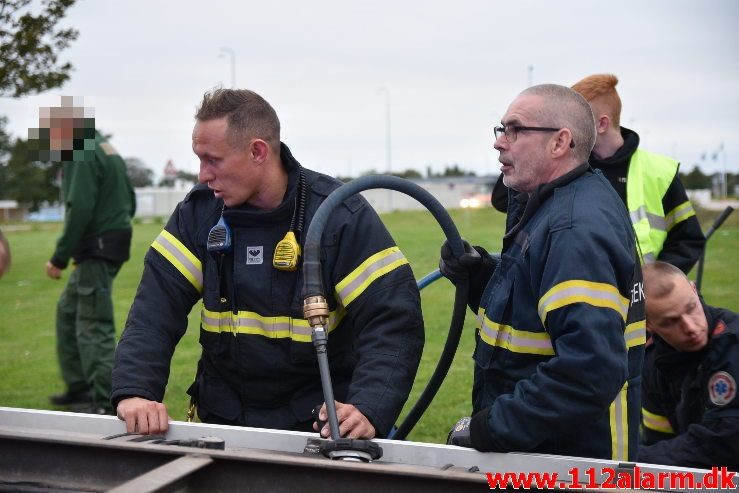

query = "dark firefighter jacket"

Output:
[[639, 304, 739, 470], [111, 143, 424, 437], [489, 128, 705, 274], [468, 165, 646, 461]]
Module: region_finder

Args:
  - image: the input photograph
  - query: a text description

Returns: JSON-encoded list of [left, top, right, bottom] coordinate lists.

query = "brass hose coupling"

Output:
[[303, 295, 329, 327]]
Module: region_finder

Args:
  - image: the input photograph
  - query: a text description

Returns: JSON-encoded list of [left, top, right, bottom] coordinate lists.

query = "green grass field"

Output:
[[0, 206, 737, 443]]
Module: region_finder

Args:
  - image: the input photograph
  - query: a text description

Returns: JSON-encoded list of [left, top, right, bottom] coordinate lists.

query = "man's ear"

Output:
[[551, 128, 573, 157], [690, 280, 698, 294], [596, 115, 610, 134], [249, 139, 270, 164]]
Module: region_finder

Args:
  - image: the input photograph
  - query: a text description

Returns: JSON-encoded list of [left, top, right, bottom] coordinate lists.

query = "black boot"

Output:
[[50, 389, 93, 406]]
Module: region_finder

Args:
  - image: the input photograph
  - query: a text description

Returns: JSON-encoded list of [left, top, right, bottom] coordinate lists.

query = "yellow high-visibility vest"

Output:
[[626, 149, 695, 263]]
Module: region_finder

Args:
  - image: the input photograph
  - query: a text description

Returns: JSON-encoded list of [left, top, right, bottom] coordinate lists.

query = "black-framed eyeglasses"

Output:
[[494, 125, 562, 143]]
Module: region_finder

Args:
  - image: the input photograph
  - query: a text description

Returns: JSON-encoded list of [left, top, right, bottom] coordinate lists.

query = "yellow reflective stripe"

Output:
[[335, 247, 408, 307], [625, 320, 646, 348], [609, 381, 629, 461], [151, 230, 203, 293], [477, 309, 554, 355], [642, 407, 675, 434], [201, 305, 346, 342], [664, 201, 696, 232], [538, 280, 629, 323]]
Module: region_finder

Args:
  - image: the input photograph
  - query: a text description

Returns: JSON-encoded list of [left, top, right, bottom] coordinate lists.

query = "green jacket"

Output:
[[51, 131, 136, 269]]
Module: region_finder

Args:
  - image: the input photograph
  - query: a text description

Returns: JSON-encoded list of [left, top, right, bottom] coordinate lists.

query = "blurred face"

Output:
[[193, 117, 257, 207], [494, 94, 558, 194], [646, 277, 708, 352], [48, 117, 75, 151]]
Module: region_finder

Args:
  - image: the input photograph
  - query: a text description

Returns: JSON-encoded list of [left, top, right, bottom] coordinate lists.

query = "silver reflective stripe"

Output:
[[477, 311, 554, 355], [200, 306, 346, 342], [336, 248, 406, 305], [664, 201, 695, 231], [538, 281, 628, 323], [629, 206, 666, 231], [642, 252, 656, 263], [624, 321, 646, 348], [152, 230, 203, 292], [610, 383, 628, 461]]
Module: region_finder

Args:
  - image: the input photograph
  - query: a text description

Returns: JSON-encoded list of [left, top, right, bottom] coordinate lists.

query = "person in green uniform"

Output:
[[0, 228, 10, 279], [38, 98, 136, 414]]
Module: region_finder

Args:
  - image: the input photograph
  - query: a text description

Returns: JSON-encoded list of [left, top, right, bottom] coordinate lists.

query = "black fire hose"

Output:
[[695, 205, 734, 292], [302, 175, 469, 441]]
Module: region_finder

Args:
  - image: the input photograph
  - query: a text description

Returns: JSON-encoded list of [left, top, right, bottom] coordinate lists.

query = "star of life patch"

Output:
[[246, 246, 263, 265], [708, 371, 736, 406]]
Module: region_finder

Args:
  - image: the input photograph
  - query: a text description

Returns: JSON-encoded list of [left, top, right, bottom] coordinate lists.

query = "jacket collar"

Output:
[[504, 163, 590, 242]]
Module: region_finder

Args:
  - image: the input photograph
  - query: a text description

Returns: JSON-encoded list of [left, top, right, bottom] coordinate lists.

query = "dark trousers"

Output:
[[56, 258, 121, 407]]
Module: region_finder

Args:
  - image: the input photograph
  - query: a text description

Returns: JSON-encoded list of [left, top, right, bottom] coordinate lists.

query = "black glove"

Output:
[[312, 404, 327, 434], [446, 416, 473, 448], [439, 239, 481, 282]]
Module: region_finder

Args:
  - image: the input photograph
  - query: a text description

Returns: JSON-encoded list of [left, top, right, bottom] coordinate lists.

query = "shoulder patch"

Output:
[[708, 371, 736, 406], [713, 319, 727, 336], [99, 142, 119, 156]]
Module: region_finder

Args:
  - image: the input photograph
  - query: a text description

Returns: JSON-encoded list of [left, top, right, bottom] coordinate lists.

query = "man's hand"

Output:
[[439, 239, 481, 282], [447, 416, 473, 447], [116, 397, 171, 435], [45, 261, 63, 280], [313, 401, 376, 439]]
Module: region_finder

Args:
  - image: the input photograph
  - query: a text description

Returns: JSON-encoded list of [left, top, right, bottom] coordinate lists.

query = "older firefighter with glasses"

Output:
[[491, 74, 705, 275], [440, 84, 645, 460], [112, 89, 424, 439]]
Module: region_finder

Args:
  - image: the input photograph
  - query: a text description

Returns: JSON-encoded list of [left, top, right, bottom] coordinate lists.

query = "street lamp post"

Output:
[[719, 142, 728, 199], [378, 86, 391, 174], [219, 47, 236, 88]]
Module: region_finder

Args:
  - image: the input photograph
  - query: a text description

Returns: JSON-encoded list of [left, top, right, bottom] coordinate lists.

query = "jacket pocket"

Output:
[[197, 374, 242, 424], [76, 285, 113, 324]]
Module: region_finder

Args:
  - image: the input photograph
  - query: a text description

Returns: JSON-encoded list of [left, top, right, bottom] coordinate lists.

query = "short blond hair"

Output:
[[642, 261, 686, 300]]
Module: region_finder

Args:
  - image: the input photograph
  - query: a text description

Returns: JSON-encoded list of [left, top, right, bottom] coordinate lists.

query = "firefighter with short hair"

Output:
[[112, 89, 424, 439], [443, 84, 645, 460], [639, 261, 739, 470]]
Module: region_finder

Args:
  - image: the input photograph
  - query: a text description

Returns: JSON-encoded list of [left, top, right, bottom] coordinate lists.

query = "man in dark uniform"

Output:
[[442, 84, 645, 460], [40, 98, 136, 414], [639, 261, 738, 470], [112, 89, 424, 439], [492, 74, 705, 274]]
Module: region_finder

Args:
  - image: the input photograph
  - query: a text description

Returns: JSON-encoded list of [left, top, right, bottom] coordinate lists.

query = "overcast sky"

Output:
[[1, 0, 738, 180]]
